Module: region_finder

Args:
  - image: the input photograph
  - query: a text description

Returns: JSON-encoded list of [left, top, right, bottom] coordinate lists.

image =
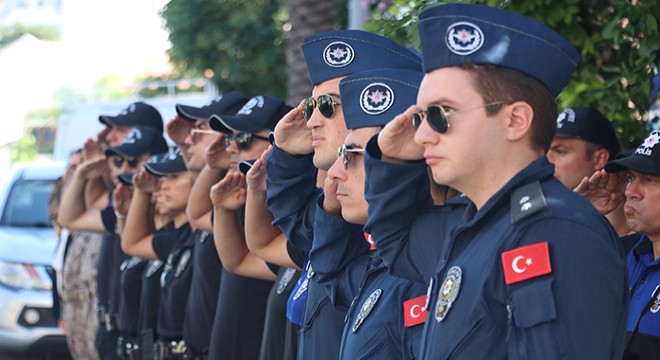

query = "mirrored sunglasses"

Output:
[[111, 156, 140, 169], [303, 94, 340, 121], [224, 133, 270, 150], [411, 102, 504, 134], [338, 144, 365, 169]]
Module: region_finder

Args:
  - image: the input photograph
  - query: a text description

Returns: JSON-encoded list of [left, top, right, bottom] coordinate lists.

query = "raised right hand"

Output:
[[272, 101, 313, 156], [377, 106, 424, 162]]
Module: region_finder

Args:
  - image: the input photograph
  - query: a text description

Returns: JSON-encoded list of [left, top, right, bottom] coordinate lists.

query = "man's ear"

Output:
[[592, 148, 610, 170], [504, 101, 534, 142]]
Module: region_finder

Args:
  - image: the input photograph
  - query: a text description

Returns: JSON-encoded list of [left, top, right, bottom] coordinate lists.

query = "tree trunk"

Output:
[[285, 0, 337, 105]]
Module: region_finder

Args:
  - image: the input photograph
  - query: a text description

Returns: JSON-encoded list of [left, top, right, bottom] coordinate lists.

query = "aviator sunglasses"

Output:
[[338, 144, 365, 169], [411, 102, 504, 134], [303, 94, 341, 121], [224, 133, 270, 150], [111, 156, 140, 169]]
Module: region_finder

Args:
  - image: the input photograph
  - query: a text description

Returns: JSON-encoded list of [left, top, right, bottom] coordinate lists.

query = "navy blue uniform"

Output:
[[98, 202, 129, 360], [363, 140, 629, 359], [259, 266, 301, 360], [625, 234, 660, 359], [310, 197, 425, 359], [153, 222, 193, 341], [182, 230, 222, 355], [266, 144, 346, 359]]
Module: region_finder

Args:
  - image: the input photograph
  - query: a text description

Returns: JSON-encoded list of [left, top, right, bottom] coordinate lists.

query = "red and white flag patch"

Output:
[[501, 242, 552, 285], [364, 232, 377, 250], [403, 295, 427, 327]]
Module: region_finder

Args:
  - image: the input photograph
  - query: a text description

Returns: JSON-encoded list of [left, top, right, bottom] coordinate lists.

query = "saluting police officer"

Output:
[[310, 68, 429, 359], [363, 3, 628, 358], [266, 30, 423, 359]]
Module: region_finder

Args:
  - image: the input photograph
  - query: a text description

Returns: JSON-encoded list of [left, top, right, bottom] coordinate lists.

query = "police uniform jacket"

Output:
[[265, 143, 346, 360], [363, 138, 629, 359], [310, 196, 426, 359], [625, 234, 660, 359]]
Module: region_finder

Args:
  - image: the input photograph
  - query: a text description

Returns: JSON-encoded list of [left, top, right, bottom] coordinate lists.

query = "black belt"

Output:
[[117, 336, 140, 360], [153, 340, 208, 360]]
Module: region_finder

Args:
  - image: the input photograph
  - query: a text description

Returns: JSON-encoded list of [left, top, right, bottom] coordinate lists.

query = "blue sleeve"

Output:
[[504, 217, 628, 359], [309, 195, 370, 311], [363, 135, 440, 283], [265, 143, 319, 253]]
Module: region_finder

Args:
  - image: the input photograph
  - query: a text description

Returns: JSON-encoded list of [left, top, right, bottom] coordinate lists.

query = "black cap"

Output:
[[238, 160, 256, 175], [209, 95, 293, 133], [104, 127, 169, 159], [144, 147, 187, 176], [117, 172, 135, 186], [605, 130, 660, 175], [175, 92, 249, 122], [99, 102, 164, 133], [555, 107, 621, 159]]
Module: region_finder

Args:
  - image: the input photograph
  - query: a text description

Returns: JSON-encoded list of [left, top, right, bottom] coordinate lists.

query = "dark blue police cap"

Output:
[[117, 172, 135, 186], [340, 69, 423, 129], [605, 130, 660, 175], [209, 95, 293, 133], [555, 107, 620, 159], [238, 159, 256, 175], [104, 126, 168, 159], [418, 3, 580, 97], [144, 147, 187, 176], [176, 92, 249, 122], [301, 30, 422, 86], [99, 102, 164, 133]]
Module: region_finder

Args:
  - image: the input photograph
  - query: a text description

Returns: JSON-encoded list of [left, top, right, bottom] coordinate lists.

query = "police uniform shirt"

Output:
[[100, 201, 130, 317], [310, 197, 425, 359], [259, 266, 301, 360], [625, 234, 660, 359], [207, 268, 273, 360], [117, 257, 147, 338], [182, 230, 223, 354], [152, 222, 194, 341], [363, 141, 629, 358]]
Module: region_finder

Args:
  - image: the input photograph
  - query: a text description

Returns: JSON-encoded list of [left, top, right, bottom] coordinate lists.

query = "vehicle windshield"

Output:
[[0, 179, 55, 227]]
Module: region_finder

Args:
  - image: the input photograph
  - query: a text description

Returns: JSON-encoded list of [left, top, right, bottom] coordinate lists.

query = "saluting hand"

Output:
[[133, 168, 160, 194], [112, 183, 133, 216], [82, 138, 104, 162], [574, 169, 626, 215], [205, 134, 230, 170], [75, 157, 108, 181], [166, 116, 193, 147], [246, 146, 271, 193], [272, 101, 313, 156], [210, 172, 247, 210], [378, 106, 424, 162]]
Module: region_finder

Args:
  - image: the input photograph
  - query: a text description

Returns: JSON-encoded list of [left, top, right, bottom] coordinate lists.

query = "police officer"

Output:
[[577, 131, 660, 359], [363, 3, 628, 358], [266, 30, 423, 359], [121, 147, 195, 359], [310, 68, 428, 359], [547, 106, 630, 236]]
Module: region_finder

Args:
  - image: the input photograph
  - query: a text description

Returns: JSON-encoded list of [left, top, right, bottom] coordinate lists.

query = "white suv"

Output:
[[0, 162, 69, 356]]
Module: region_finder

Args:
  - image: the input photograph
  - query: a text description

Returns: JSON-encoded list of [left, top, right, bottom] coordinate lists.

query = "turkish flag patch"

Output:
[[501, 242, 552, 285], [403, 295, 427, 327], [364, 232, 377, 250]]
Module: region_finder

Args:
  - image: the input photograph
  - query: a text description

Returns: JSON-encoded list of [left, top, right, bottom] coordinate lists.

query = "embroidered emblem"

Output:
[[360, 82, 394, 115], [635, 130, 660, 156], [435, 266, 462, 322], [446, 22, 484, 56], [352, 289, 382, 332], [174, 248, 192, 278], [237, 96, 265, 116], [122, 128, 143, 144], [277, 268, 297, 295], [650, 285, 660, 314], [501, 242, 552, 285], [556, 108, 576, 129], [323, 41, 354, 67]]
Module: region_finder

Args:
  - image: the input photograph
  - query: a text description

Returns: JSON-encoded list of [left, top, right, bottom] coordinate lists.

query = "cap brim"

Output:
[[238, 160, 256, 175], [104, 146, 139, 159], [99, 115, 131, 127], [117, 172, 134, 185], [143, 158, 187, 176], [604, 155, 660, 175], [209, 115, 264, 133], [175, 104, 210, 122]]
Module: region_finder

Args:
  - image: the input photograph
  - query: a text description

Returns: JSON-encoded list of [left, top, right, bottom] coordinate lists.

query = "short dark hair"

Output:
[[463, 65, 557, 152]]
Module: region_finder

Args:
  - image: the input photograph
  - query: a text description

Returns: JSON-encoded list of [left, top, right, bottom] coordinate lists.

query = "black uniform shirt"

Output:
[[118, 257, 147, 338], [100, 202, 129, 316]]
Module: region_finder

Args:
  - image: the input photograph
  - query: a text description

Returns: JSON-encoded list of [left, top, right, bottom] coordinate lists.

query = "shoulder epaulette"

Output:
[[510, 181, 547, 224]]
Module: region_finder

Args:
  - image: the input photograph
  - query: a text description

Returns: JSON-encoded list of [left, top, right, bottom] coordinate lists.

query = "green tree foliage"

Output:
[[160, 0, 288, 99], [364, 0, 660, 148], [0, 23, 61, 50], [11, 135, 37, 163]]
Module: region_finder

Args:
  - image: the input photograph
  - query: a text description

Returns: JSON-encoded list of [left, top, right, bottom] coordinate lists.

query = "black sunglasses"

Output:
[[337, 144, 365, 169], [224, 133, 269, 150], [411, 102, 503, 134], [110, 156, 139, 169], [303, 94, 341, 121]]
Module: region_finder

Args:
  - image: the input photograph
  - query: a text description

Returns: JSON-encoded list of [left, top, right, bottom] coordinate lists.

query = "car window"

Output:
[[0, 179, 55, 227]]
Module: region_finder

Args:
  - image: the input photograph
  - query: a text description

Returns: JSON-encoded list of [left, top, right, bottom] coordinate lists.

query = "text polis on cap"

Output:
[[360, 83, 394, 115]]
